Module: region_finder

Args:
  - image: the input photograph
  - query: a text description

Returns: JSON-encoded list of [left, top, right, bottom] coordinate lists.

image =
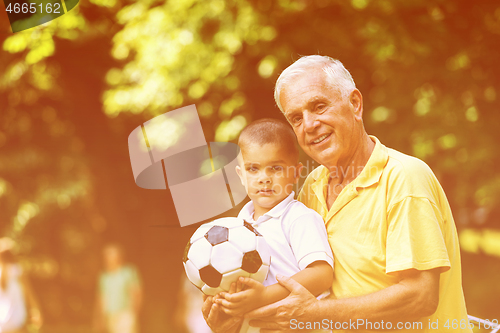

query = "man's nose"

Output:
[[303, 112, 319, 132]]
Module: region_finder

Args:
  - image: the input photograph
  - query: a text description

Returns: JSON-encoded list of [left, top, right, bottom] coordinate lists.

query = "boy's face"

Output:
[[236, 143, 302, 218]]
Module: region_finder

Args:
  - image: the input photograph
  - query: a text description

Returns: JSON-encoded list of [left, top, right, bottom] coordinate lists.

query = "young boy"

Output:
[[212, 118, 334, 331]]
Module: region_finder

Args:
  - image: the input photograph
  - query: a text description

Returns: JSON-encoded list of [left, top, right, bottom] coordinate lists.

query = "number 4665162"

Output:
[[6, 2, 61, 14]]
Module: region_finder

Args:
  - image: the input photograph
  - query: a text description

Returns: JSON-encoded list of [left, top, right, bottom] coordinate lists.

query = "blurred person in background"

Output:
[[173, 275, 212, 333], [94, 243, 142, 333], [0, 238, 42, 333]]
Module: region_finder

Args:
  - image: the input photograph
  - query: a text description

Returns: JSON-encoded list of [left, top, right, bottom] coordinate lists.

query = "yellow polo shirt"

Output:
[[298, 136, 471, 332]]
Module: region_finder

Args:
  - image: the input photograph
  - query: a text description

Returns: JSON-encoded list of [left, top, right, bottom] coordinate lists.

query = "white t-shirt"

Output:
[[0, 264, 27, 332], [238, 192, 334, 286]]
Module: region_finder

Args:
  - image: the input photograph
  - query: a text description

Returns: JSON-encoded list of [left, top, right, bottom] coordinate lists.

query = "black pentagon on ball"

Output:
[[199, 265, 223, 288], [182, 241, 191, 263], [244, 221, 262, 237], [242, 250, 262, 274], [205, 226, 229, 246]]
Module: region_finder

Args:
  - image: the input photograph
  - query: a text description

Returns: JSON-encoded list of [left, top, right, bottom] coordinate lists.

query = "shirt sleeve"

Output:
[[386, 196, 450, 274], [286, 210, 334, 271]]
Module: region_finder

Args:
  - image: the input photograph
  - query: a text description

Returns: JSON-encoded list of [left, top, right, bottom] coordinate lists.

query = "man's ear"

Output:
[[294, 162, 303, 184], [236, 165, 245, 186], [349, 89, 363, 121]]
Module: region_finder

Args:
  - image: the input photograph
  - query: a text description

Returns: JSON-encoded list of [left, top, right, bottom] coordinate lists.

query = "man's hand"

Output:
[[245, 275, 318, 333], [202, 284, 244, 333]]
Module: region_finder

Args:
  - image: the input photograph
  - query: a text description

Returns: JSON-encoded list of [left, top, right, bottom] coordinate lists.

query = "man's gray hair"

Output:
[[274, 55, 357, 112]]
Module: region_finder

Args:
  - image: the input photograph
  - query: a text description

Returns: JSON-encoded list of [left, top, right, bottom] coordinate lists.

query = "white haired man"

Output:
[[203, 55, 471, 332]]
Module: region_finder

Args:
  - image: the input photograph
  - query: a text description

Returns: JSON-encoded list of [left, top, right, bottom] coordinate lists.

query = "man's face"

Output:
[[236, 143, 301, 217], [280, 70, 362, 169]]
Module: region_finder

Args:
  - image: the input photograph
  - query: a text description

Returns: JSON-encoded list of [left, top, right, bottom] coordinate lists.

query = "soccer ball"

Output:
[[183, 217, 271, 296]]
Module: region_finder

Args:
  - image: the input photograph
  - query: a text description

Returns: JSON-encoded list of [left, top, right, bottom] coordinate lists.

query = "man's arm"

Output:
[[246, 268, 440, 332], [312, 268, 440, 322], [216, 261, 333, 316]]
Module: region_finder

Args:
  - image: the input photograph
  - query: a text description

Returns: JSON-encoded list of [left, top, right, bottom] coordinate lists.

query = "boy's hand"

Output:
[[215, 277, 267, 317], [202, 284, 243, 333]]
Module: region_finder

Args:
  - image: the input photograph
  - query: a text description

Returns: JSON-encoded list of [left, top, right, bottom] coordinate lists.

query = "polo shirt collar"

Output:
[[239, 192, 295, 224], [353, 136, 388, 189]]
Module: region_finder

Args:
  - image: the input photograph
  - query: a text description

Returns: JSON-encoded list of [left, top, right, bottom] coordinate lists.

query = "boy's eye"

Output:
[[272, 166, 283, 171], [246, 167, 258, 172]]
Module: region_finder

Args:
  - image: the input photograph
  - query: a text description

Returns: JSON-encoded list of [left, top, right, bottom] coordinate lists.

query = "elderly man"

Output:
[[203, 55, 471, 332]]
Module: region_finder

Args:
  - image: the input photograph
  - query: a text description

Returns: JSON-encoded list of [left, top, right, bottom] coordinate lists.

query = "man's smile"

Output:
[[310, 132, 332, 145]]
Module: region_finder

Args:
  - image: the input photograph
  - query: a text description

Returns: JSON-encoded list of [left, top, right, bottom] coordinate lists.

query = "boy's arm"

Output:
[[265, 260, 333, 302], [215, 260, 333, 317]]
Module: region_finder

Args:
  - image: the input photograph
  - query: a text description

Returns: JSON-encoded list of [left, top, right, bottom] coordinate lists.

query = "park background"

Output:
[[1, 0, 500, 331]]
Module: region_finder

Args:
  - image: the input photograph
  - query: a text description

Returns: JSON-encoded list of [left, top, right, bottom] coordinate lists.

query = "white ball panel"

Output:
[[202, 285, 224, 296], [184, 260, 203, 289], [256, 236, 271, 266], [212, 217, 245, 229], [211, 242, 243, 274], [228, 226, 257, 253], [249, 263, 269, 283], [188, 237, 213, 269], [220, 269, 250, 292]]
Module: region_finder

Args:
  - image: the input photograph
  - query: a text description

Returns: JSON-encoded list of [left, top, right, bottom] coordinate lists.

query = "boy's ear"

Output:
[[294, 162, 303, 184], [235, 165, 245, 186]]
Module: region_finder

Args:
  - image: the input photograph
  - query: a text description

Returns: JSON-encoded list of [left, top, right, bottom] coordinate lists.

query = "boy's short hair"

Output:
[[238, 118, 299, 162]]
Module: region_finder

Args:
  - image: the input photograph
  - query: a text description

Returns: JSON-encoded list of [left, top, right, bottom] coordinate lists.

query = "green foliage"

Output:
[[103, 0, 275, 119]]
